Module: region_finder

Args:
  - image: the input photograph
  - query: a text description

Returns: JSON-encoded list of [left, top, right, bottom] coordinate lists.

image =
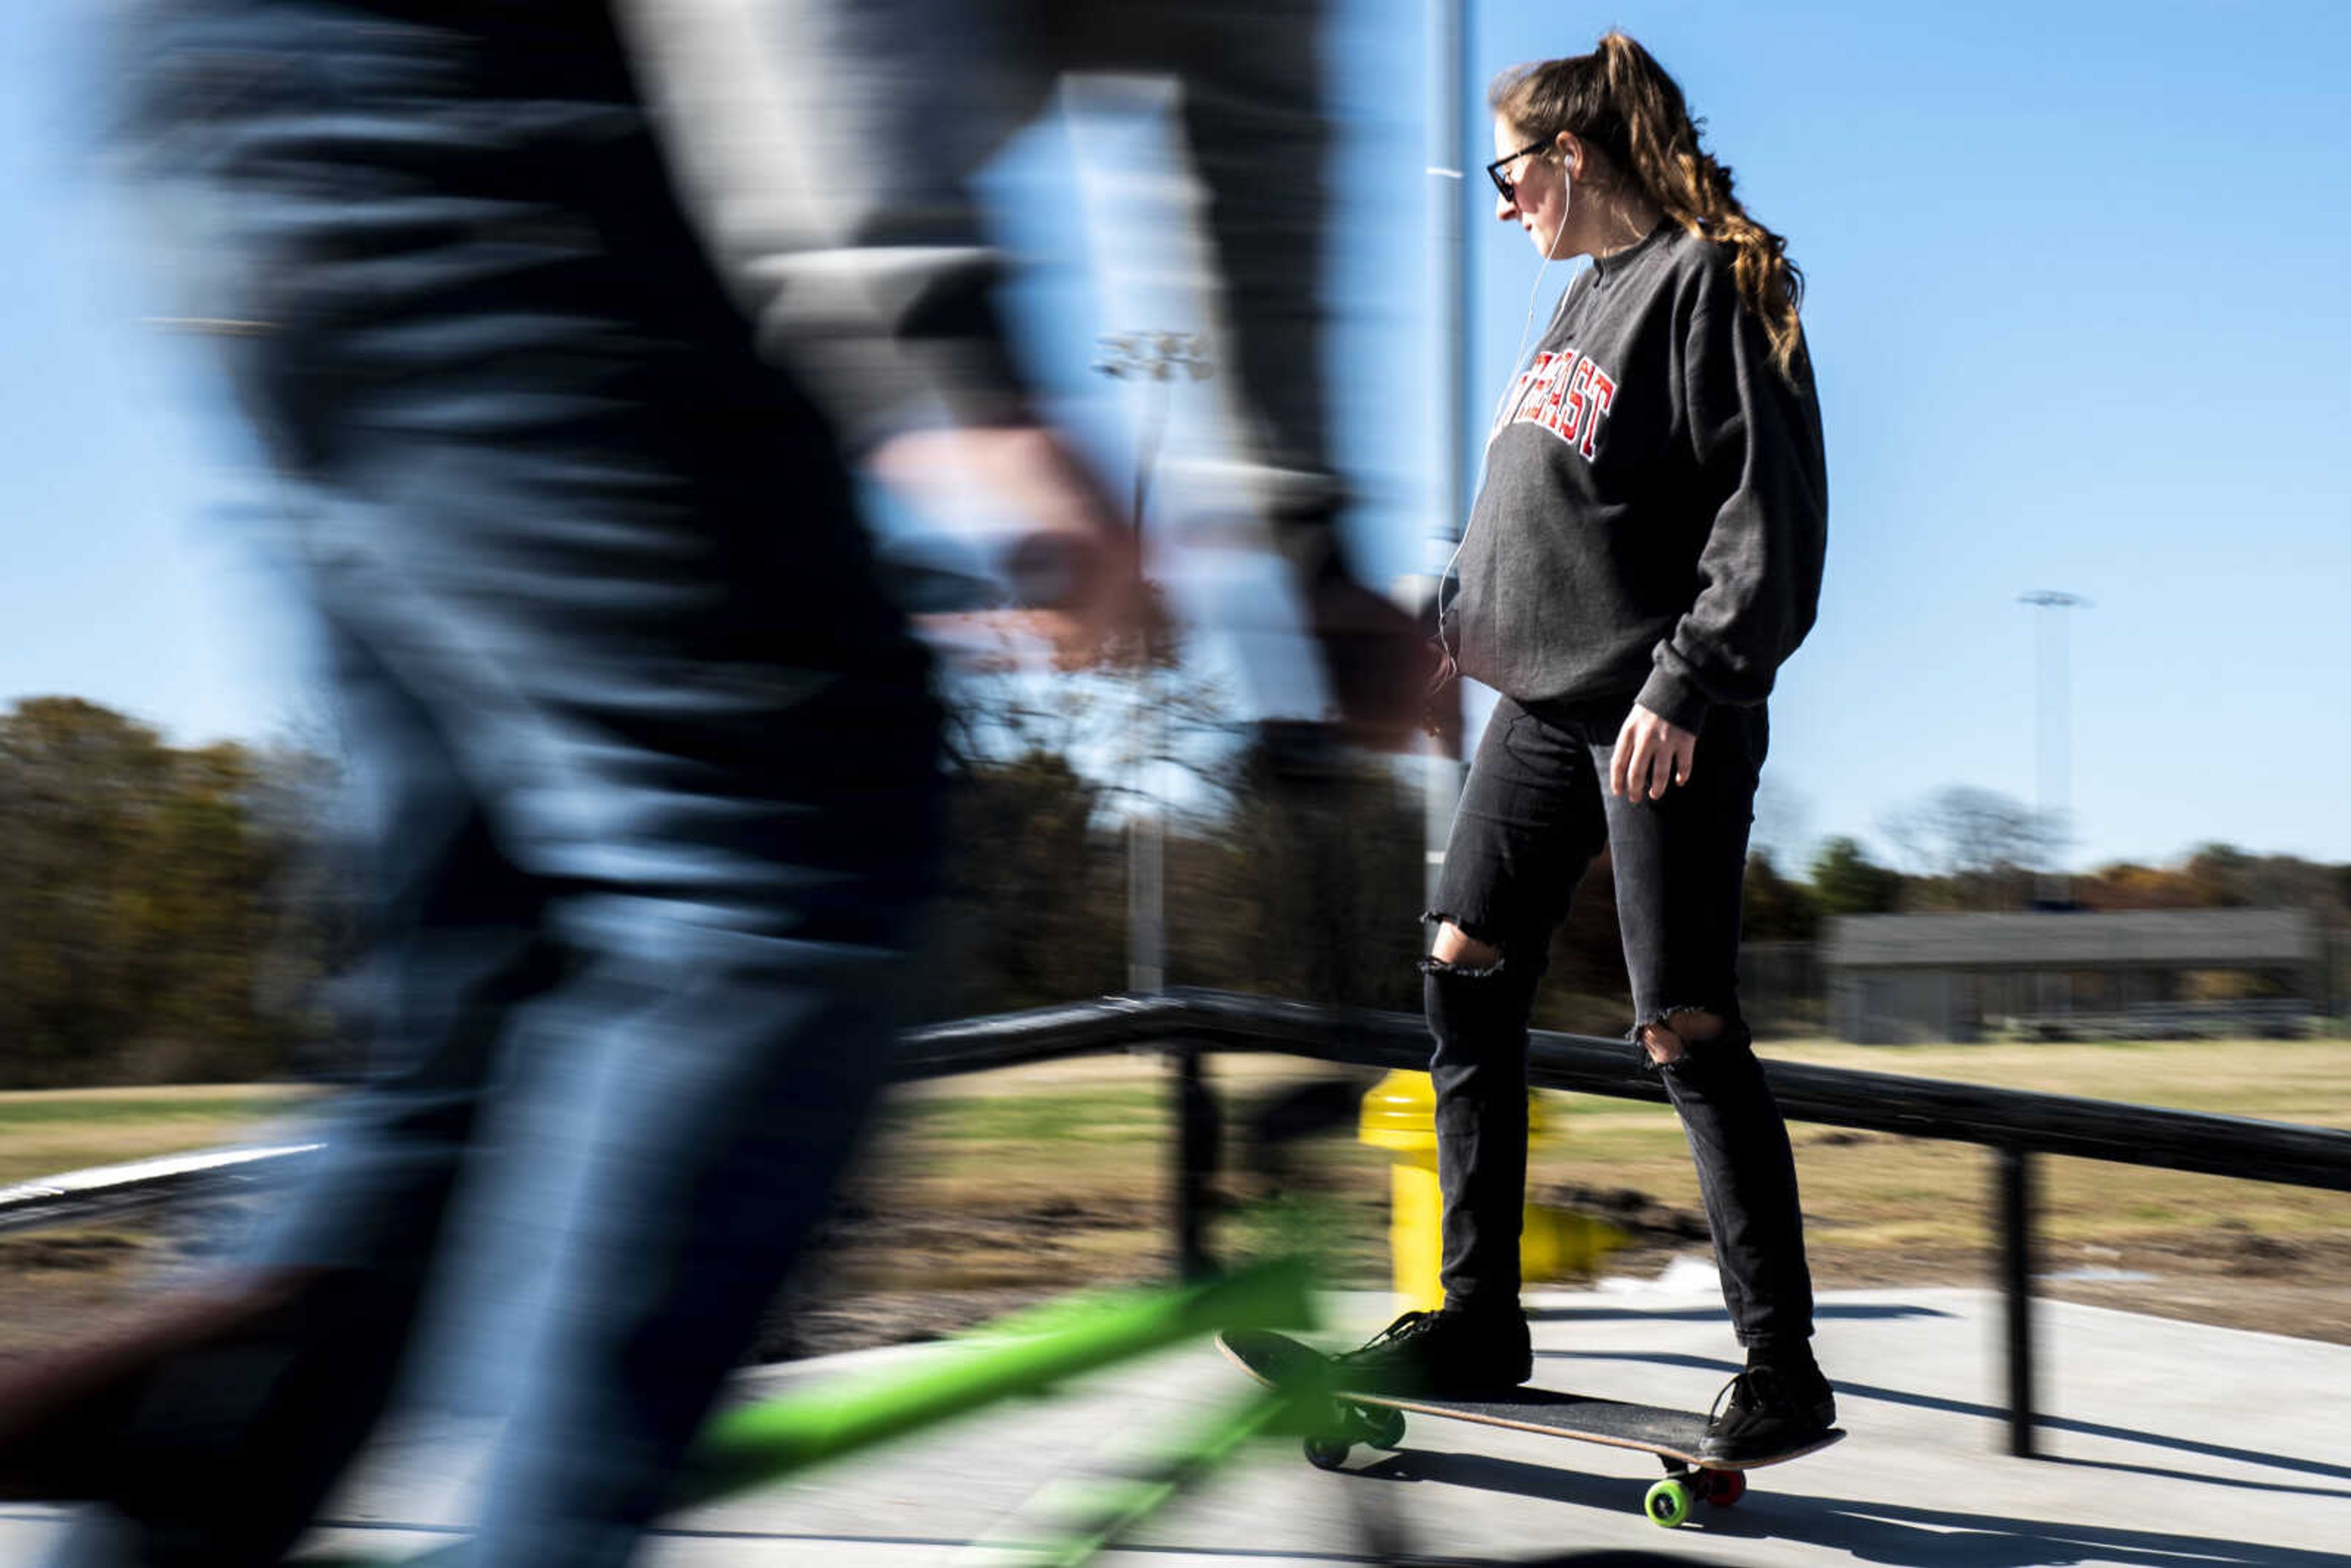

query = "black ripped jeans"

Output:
[[1423, 693, 1814, 1350]]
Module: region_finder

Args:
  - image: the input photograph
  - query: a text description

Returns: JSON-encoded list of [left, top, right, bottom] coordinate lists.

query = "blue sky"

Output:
[[4, 1, 2349, 872]]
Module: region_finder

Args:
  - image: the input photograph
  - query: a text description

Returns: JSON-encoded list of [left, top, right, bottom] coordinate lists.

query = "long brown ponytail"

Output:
[[1490, 32, 1805, 378]]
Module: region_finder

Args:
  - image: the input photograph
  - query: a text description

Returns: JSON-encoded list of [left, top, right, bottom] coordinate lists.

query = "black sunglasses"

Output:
[[1484, 139, 1550, 200]]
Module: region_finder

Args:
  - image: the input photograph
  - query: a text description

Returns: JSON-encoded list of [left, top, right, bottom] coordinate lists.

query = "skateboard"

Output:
[[1217, 1327, 1843, 1529]]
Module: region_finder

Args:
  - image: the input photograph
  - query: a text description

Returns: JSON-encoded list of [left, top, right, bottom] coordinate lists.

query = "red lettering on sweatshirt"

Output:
[[1578, 368, 1617, 459], [1561, 358, 1594, 446], [1493, 345, 1618, 459], [1512, 352, 1558, 426], [1540, 354, 1578, 438]]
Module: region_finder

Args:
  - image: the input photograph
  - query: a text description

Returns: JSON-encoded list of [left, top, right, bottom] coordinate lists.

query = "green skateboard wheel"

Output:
[[1644, 1476, 1693, 1528], [1357, 1405, 1406, 1449], [1303, 1435, 1352, 1470]]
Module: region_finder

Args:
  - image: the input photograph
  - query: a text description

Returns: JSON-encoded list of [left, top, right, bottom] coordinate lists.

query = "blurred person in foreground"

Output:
[[1332, 32, 1835, 1465], [0, 0, 1421, 1563]]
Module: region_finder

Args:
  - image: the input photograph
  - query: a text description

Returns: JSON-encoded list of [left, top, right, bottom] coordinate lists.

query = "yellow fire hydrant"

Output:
[[1359, 1068, 1627, 1311]]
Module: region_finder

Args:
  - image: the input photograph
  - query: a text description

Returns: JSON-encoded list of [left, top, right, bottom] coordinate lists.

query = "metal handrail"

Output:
[[10, 987, 2349, 1458], [1128, 988, 2351, 1189], [0, 1143, 325, 1237]]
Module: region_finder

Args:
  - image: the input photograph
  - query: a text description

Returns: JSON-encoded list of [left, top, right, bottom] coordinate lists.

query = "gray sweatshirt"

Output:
[[1447, 221, 1828, 731]]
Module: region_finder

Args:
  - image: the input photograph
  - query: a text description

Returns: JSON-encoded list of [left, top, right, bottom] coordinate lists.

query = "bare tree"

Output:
[[1877, 786, 2057, 910]]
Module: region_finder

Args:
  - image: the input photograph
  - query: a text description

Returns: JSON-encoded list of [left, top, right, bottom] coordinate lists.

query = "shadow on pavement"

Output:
[[1351, 1449, 2342, 1567], [1541, 1348, 2351, 1490], [1525, 1305, 1954, 1326]]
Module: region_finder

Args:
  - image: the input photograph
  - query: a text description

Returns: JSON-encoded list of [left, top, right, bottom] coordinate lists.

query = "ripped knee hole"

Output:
[[1638, 1024, 1686, 1067], [1639, 1008, 1725, 1067], [1428, 921, 1502, 973], [1422, 953, 1507, 979]]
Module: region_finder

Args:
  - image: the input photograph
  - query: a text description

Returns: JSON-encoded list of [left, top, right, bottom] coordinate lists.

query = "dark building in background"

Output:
[[1824, 909, 2325, 1043]]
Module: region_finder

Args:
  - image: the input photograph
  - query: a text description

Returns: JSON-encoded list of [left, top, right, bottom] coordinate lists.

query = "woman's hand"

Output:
[[1610, 703, 1698, 802]]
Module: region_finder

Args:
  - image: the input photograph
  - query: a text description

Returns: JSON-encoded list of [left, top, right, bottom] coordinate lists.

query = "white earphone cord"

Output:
[[1436, 157, 1571, 663]]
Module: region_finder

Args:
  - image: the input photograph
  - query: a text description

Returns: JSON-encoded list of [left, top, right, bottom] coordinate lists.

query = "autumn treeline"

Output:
[[0, 697, 346, 1087], [4, 691, 2347, 1088]]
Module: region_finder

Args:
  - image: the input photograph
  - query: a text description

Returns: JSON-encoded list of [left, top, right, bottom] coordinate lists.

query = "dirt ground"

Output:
[[6, 1049, 2346, 1369], [6, 1188, 2348, 1376], [756, 1185, 2351, 1360]]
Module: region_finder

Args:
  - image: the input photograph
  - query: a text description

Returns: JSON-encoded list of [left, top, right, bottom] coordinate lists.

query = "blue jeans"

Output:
[[1423, 694, 1814, 1347], [66, 4, 942, 1564]]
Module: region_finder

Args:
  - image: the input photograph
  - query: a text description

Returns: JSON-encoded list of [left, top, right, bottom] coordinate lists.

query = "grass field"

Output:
[[4, 1039, 2347, 1356], [861, 1038, 2351, 1253], [0, 1084, 321, 1189]]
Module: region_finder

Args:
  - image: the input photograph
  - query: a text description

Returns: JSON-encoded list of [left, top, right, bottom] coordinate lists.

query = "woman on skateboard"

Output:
[[1339, 31, 1834, 1464]]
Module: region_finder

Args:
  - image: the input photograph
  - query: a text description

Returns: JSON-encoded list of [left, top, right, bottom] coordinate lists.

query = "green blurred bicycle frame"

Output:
[[301, 1255, 1324, 1567]]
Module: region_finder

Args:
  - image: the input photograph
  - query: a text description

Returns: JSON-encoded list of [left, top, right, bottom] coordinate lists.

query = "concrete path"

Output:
[[6, 1281, 2347, 1565]]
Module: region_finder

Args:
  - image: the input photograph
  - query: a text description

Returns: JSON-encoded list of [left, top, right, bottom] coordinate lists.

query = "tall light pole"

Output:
[[1095, 332, 1211, 996], [1422, 0, 1471, 922], [1097, 331, 1216, 1280], [2018, 590, 2090, 908]]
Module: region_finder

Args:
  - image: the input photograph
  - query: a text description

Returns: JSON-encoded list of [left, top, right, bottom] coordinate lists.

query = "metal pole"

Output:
[[1997, 1144, 2039, 1458], [1096, 333, 1208, 994], [1174, 1046, 1219, 1278], [2018, 591, 2088, 907], [1129, 369, 1169, 998], [1096, 331, 1212, 1273], [1438, 0, 1471, 541], [1422, 0, 1469, 921]]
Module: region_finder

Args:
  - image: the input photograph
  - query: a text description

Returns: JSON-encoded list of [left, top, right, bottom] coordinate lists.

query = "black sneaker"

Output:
[[1698, 1362, 1838, 1463], [1330, 1307, 1532, 1397]]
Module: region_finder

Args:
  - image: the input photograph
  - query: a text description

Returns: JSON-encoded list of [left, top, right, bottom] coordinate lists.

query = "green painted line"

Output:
[[679, 1258, 1316, 1503], [291, 1259, 1318, 1563]]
